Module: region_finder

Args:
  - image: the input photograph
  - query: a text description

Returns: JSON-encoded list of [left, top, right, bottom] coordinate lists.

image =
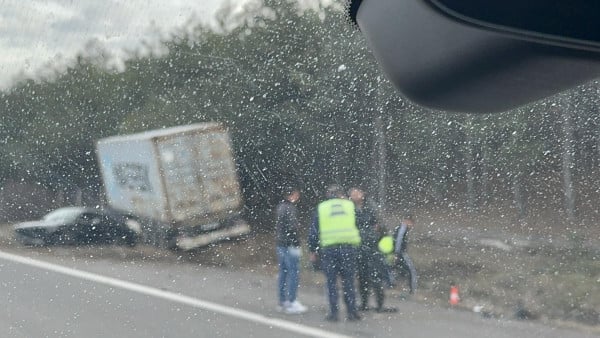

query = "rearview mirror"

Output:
[[349, 0, 600, 113]]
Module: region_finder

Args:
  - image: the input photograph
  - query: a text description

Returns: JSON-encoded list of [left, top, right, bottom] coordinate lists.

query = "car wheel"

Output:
[[125, 233, 137, 247], [117, 231, 138, 247]]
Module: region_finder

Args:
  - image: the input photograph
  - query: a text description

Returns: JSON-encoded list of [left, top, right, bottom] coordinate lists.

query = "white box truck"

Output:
[[95, 123, 250, 250]]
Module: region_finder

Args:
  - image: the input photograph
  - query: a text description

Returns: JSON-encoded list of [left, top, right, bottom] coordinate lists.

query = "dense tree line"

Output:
[[0, 0, 598, 226]]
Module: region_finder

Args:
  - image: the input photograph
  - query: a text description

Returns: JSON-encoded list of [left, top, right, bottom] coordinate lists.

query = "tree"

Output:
[[1, 0, 599, 227]]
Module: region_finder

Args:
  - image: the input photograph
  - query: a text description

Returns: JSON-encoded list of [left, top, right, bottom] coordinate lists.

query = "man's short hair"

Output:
[[348, 187, 361, 194], [283, 186, 299, 198], [403, 212, 414, 221], [326, 184, 345, 199]]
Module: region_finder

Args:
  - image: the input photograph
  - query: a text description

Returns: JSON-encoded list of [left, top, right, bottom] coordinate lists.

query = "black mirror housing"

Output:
[[350, 0, 600, 113]]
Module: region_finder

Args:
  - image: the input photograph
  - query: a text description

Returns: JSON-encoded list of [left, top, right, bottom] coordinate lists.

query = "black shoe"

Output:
[[347, 312, 362, 321], [325, 313, 339, 322], [359, 304, 370, 311], [376, 306, 398, 313]]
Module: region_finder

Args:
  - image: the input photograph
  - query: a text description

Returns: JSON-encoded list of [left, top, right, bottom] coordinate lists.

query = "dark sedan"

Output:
[[14, 207, 141, 246]]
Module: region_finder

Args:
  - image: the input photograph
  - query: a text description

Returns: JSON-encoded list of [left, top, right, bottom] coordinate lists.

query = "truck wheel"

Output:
[[165, 228, 179, 251]]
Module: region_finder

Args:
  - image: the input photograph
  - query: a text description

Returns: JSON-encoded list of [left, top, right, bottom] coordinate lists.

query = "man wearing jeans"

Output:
[[275, 187, 307, 314]]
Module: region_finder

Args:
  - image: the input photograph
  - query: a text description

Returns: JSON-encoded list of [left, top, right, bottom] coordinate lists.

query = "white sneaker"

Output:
[[277, 301, 291, 312], [284, 300, 307, 314]]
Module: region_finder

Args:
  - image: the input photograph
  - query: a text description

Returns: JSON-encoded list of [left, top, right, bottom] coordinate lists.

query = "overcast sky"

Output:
[[0, 0, 246, 90]]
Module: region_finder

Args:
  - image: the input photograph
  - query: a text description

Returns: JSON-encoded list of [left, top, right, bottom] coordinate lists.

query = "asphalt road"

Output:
[[0, 246, 597, 338]]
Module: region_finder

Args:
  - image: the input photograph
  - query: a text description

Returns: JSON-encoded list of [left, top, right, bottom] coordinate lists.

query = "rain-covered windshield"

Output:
[[0, 1, 598, 337]]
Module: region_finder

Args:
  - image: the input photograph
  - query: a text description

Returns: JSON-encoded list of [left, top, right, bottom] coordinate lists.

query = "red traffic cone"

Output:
[[449, 285, 460, 305]]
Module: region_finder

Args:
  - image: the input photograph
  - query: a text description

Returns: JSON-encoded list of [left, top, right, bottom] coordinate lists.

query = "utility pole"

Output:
[[374, 77, 387, 214], [464, 118, 476, 213], [374, 114, 387, 212], [560, 93, 576, 222]]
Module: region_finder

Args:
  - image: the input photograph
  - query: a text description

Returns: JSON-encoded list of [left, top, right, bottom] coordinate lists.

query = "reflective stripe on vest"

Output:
[[318, 198, 361, 247]]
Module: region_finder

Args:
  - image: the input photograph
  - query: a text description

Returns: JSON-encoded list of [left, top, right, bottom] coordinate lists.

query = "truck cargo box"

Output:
[[96, 123, 249, 249]]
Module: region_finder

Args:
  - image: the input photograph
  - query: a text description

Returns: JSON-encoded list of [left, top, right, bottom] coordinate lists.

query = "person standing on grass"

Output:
[[275, 187, 307, 314], [392, 213, 418, 295]]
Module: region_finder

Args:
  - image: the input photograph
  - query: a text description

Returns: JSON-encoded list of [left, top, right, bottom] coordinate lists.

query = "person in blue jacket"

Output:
[[392, 213, 418, 295]]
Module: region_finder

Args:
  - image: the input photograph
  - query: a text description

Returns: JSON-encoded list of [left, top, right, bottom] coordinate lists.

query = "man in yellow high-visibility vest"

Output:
[[308, 185, 362, 322]]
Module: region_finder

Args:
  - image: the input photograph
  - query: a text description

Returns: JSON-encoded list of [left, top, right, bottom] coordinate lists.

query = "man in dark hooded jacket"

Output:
[[349, 188, 396, 313], [275, 187, 307, 314]]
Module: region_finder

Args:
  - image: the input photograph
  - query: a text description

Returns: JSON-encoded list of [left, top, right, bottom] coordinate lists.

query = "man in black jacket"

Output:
[[349, 188, 396, 313], [275, 187, 307, 314]]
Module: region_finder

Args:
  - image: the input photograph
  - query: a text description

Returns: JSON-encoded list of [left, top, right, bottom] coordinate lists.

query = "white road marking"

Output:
[[0, 250, 350, 338]]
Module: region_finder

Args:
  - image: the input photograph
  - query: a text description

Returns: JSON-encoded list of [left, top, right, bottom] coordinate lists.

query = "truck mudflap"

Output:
[[176, 221, 250, 250]]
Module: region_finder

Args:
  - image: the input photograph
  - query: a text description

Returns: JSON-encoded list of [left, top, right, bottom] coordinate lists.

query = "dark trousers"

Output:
[[320, 246, 358, 317], [394, 252, 417, 294], [357, 247, 385, 309]]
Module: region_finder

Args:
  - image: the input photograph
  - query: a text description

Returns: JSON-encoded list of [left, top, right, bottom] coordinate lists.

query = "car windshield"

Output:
[[0, 1, 598, 337], [43, 208, 83, 223]]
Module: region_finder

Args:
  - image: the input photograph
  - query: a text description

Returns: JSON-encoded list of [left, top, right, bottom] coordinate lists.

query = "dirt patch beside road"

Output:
[[395, 210, 600, 331], [411, 234, 599, 327]]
